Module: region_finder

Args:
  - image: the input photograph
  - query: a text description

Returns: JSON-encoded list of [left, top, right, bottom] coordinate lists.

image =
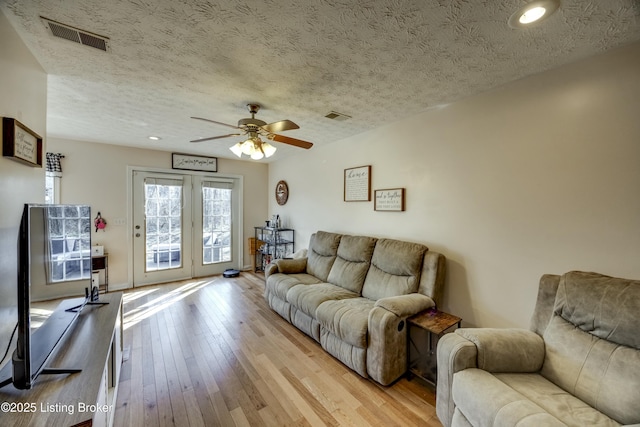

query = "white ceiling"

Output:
[[2, 0, 640, 162]]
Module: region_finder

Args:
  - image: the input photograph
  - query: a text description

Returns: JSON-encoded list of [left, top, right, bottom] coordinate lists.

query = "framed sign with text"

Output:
[[2, 118, 43, 167], [344, 165, 371, 201], [172, 153, 218, 172], [374, 188, 406, 211]]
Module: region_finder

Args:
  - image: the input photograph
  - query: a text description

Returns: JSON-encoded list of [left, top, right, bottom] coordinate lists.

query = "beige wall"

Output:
[[268, 41, 640, 329], [46, 138, 269, 291], [0, 10, 47, 355]]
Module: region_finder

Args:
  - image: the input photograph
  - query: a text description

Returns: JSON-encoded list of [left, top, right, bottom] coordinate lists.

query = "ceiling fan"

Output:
[[191, 104, 313, 160]]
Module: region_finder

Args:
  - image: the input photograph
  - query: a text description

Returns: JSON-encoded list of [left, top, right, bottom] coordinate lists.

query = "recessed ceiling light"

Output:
[[508, 0, 560, 29], [148, 136, 161, 141]]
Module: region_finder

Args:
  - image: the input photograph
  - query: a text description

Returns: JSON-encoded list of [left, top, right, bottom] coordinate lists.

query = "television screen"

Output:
[[0, 204, 92, 390]]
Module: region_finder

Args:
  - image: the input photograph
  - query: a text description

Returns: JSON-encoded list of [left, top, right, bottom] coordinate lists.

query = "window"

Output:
[[45, 175, 60, 204], [45, 152, 64, 204], [48, 205, 92, 283], [202, 182, 232, 264]]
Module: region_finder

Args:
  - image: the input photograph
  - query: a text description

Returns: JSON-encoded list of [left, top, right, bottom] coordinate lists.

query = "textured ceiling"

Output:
[[2, 0, 640, 161]]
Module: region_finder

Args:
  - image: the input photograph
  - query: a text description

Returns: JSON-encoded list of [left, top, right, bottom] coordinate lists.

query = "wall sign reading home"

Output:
[[344, 165, 371, 201], [374, 188, 405, 211]]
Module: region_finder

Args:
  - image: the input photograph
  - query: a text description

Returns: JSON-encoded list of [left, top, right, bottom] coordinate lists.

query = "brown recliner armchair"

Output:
[[436, 271, 640, 427]]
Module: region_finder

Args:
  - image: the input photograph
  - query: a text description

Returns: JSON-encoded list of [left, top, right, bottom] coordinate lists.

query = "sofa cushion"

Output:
[[327, 235, 377, 294], [540, 271, 640, 425], [316, 297, 375, 348], [453, 369, 618, 427], [286, 283, 358, 318], [307, 231, 342, 282], [361, 239, 427, 301], [266, 273, 322, 301]]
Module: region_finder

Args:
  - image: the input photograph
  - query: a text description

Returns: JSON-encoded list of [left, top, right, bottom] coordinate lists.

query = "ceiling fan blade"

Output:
[[261, 119, 299, 133], [190, 133, 241, 143], [270, 133, 313, 149], [191, 116, 240, 130]]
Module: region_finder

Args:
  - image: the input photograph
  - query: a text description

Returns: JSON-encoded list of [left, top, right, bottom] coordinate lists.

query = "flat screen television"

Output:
[[0, 204, 94, 390]]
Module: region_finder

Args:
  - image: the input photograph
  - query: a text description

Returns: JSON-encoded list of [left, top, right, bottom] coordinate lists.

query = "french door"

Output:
[[132, 170, 240, 286]]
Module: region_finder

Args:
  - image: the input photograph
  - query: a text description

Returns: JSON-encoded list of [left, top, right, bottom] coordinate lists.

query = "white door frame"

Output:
[[126, 166, 244, 287]]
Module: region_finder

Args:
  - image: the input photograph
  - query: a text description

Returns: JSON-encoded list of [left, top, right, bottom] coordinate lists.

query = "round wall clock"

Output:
[[275, 180, 289, 205]]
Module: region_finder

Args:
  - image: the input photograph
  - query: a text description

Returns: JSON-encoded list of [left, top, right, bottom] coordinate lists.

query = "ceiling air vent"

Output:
[[324, 111, 352, 121], [41, 17, 110, 52]]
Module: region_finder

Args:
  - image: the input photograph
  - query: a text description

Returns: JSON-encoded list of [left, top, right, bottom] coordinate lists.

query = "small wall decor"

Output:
[[374, 188, 406, 211], [172, 152, 218, 172], [344, 165, 371, 202], [275, 180, 289, 205], [94, 212, 107, 232], [2, 117, 43, 167]]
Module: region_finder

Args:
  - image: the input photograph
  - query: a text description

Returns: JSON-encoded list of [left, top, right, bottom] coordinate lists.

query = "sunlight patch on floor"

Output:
[[123, 279, 213, 330]]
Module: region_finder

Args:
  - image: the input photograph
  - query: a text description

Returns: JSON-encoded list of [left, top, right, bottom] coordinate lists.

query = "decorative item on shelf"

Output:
[[344, 165, 371, 201], [94, 212, 107, 232], [2, 117, 43, 167], [275, 180, 289, 205], [254, 226, 295, 272]]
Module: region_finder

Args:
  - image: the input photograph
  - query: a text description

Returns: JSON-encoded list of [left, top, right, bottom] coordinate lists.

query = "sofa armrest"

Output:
[[365, 294, 435, 385], [265, 257, 308, 280], [436, 333, 478, 427], [455, 328, 545, 373], [264, 262, 279, 279], [374, 293, 435, 317], [435, 329, 544, 427]]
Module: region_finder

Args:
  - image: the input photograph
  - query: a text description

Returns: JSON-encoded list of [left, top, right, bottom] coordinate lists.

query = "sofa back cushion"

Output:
[[540, 271, 640, 425], [327, 235, 377, 293], [306, 231, 342, 282], [361, 239, 427, 301]]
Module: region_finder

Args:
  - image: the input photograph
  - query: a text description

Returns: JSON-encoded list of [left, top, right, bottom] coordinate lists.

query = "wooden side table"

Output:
[[91, 254, 109, 293], [407, 309, 462, 386]]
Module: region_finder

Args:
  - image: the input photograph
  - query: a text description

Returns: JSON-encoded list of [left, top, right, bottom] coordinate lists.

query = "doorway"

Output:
[[132, 169, 242, 286]]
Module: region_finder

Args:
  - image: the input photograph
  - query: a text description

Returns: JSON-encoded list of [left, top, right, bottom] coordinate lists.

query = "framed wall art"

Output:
[[374, 188, 406, 211], [344, 165, 371, 202], [172, 153, 218, 172], [2, 117, 43, 167]]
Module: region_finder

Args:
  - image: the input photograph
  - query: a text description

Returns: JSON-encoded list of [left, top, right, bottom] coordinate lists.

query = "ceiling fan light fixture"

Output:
[[230, 142, 243, 157], [262, 141, 277, 158], [508, 0, 560, 29]]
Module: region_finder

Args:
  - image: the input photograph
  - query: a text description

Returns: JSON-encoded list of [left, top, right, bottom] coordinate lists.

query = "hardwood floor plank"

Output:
[[115, 273, 442, 426]]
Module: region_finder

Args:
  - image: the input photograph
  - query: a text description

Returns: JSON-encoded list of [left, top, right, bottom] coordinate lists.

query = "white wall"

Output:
[[46, 138, 269, 291], [268, 41, 640, 329], [0, 10, 47, 359]]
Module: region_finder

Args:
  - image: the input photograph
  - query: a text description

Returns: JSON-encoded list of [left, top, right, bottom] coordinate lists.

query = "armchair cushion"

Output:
[[453, 369, 619, 427], [455, 328, 545, 373]]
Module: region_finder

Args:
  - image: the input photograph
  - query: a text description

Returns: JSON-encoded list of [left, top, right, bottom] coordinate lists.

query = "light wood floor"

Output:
[[113, 272, 443, 426]]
